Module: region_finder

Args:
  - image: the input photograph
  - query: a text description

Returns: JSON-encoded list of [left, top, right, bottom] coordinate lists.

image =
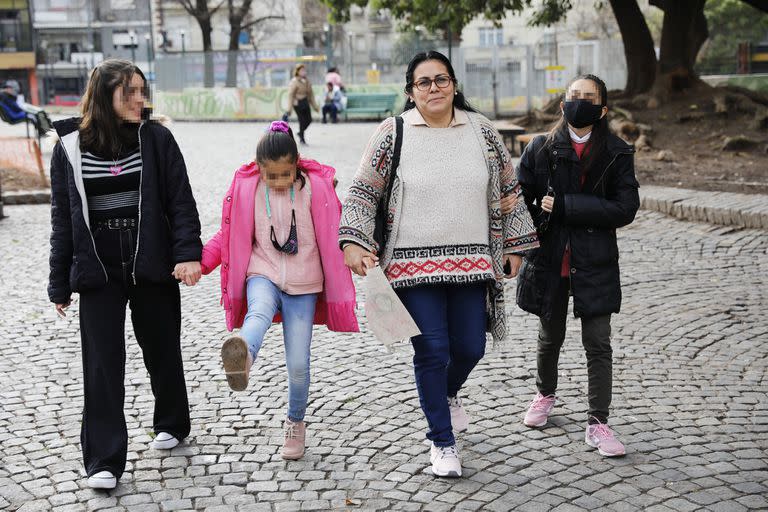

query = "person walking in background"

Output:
[[199, 121, 358, 460], [322, 82, 344, 124], [48, 59, 202, 489], [513, 74, 639, 457], [286, 64, 319, 145], [339, 51, 538, 478]]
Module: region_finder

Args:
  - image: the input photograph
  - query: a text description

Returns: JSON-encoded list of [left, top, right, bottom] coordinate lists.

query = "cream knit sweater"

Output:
[[389, 115, 493, 286]]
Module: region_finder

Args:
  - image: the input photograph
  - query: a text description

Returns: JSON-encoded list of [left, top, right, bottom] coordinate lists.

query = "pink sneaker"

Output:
[[281, 419, 306, 460], [448, 396, 469, 433], [585, 418, 626, 457], [523, 392, 556, 427]]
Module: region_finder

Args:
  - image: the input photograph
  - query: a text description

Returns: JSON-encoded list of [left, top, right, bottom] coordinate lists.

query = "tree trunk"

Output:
[[651, 0, 708, 98], [201, 19, 215, 88], [226, 27, 240, 87], [609, 0, 657, 96]]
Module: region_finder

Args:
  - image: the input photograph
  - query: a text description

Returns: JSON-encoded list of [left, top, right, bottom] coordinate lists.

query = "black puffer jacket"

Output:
[[48, 117, 202, 304], [515, 128, 639, 320]]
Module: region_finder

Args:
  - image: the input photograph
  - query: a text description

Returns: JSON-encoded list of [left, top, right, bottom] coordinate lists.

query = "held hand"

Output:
[[541, 195, 555, 213], [343, 244, 379, 277], [503, 254, 522, 279], [500, 193, 519, 215], [173, 261, 202, 286], [55, 299, 72, 318]]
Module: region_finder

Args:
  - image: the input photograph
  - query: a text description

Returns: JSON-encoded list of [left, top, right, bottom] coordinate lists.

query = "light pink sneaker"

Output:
[[448, 396, 469, 433], [281, 419, 306, 460], [585, 418, 626, 457], [523, 392, 556, 427]]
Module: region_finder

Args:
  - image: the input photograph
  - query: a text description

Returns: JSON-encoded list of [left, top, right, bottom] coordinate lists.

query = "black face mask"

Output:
[[563, 99, 604, 129]]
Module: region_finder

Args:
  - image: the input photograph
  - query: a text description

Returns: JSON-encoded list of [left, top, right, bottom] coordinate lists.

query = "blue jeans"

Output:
[[240, 276, 318, 422], [396, 283, 487, 447]]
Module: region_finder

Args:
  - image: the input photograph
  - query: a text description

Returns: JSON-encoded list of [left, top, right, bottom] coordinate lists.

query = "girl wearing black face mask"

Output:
[[514, 74, 640, 457]]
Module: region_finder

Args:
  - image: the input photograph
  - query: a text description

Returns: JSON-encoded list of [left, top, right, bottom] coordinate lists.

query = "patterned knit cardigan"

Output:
[[339, 110, 539, 341]]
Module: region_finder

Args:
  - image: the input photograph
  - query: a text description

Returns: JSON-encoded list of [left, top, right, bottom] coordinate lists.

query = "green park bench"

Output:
[[343, 93, 398, 121]]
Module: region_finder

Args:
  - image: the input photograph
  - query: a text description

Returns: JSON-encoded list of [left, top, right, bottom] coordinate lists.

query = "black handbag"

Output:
[[372, 115, 404, 255]]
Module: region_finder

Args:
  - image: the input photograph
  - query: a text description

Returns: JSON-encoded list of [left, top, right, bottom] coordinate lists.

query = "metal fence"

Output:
[[153, 39, 629, 117]]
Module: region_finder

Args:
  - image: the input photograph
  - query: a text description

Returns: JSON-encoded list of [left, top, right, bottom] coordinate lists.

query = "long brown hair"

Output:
[[79, 59, 147, 156]]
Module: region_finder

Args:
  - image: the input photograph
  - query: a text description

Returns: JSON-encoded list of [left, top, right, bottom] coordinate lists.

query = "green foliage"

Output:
[[318, 0, 576, 35], [698, 0, 768, 73]]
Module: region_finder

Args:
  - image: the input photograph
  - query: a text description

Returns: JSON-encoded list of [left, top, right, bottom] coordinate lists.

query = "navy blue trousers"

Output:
[[397, 282, 487, 446]]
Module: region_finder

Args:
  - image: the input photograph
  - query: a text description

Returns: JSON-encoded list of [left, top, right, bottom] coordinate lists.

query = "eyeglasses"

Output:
[[412, 75, 453, 91]]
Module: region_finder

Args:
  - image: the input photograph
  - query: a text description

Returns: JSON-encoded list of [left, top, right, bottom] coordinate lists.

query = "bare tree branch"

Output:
[[240, 15, 285, 31], [210, 0, 228, 16], [176, 0, 196, 14]]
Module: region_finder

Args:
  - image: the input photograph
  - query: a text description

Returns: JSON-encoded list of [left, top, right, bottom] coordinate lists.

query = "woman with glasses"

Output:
[[199, 121, 358, 460], [339, 51, 538, 478], [47, 59, 202, 489], [514, 74, 639, 457]]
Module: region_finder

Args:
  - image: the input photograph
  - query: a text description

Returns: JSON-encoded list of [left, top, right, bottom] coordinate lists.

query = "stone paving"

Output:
[[1, 120, 767, 511]]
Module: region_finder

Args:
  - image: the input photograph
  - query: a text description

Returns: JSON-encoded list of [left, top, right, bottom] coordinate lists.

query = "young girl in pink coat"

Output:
[[201, 121, 358, 459]]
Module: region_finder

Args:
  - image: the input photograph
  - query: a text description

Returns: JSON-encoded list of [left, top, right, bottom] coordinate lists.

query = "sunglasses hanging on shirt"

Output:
[[265, 185, 298, 255]]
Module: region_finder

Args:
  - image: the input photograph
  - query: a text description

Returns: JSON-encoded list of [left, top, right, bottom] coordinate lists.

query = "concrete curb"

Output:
[[1, 185, 766, 231], [2, 189, 51, 205], [639, 185, 768, 230]]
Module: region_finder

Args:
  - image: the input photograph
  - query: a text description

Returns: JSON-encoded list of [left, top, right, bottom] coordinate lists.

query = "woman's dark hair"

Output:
[[402, 51, 476, 114], [294, 63, 306, 77], [543, 73, 609, 176], [256, 123, 306, 188], [79, 59, 148, 156]]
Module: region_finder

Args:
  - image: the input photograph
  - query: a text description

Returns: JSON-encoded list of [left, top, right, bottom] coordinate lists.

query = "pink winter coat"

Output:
[[201, 158, 359, 333]]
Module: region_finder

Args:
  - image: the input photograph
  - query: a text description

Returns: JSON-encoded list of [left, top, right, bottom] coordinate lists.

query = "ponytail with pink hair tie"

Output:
[[269, 120, 290, 133]]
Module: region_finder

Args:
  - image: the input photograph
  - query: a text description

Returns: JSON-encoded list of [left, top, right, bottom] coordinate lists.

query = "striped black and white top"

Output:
[[82, 149, 141, 220]]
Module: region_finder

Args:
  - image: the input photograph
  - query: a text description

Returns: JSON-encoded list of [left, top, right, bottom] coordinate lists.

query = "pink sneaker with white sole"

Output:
[[585, 418, 626, 457], [523, 392, 556, 427]]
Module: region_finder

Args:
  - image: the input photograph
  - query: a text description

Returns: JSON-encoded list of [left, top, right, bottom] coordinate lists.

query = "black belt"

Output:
[[94, 218, 138, 230]]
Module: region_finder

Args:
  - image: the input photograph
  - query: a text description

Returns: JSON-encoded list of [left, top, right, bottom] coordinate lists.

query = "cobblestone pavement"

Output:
[[1, 121, 767, 511]]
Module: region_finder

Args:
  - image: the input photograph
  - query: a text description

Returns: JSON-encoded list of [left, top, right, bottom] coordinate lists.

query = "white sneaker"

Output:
[[430, 442, 462, 478], [87, 471, 116, 489], [448, 396, 469, 433], [149, 432, 179, 450]]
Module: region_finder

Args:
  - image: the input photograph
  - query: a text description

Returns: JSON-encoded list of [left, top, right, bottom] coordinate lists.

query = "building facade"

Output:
[[0, 0, 36, 104]]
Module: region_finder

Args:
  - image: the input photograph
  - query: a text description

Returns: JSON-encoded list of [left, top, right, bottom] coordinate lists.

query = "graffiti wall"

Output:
[[154, 84, 406, 121], [154, 84, 548, 121]]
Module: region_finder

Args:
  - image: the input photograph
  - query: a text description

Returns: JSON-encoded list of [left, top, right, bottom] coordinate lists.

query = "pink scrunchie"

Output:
[[269, 120, 290, 133]]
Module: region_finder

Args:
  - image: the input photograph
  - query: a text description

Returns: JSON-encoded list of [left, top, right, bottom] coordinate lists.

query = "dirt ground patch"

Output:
[[1, 167, 49, 192], [516, 85, 768, 195]]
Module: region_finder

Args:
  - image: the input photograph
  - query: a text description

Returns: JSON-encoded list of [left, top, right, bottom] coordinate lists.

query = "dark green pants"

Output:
[[536, 278, 613, 423]]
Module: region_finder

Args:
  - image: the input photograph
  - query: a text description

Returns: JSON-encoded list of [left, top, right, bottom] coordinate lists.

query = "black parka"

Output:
[[515, 127, 639, 321], [47, 117, 202, 304]]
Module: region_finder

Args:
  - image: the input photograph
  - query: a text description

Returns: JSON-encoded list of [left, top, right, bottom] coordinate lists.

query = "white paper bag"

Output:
[[364, 265, 421, 345]]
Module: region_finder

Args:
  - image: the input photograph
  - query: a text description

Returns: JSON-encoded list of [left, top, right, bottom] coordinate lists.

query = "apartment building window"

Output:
[[479, 27, 503, 48]]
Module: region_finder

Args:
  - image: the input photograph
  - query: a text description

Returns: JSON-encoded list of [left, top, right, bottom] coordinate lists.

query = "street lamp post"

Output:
[[144, 33, 152, 75], [180, 30, 186, 54], [324, 23, 333, 68], [348, 32, 354, 84], [129, 30, 136, 62]]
